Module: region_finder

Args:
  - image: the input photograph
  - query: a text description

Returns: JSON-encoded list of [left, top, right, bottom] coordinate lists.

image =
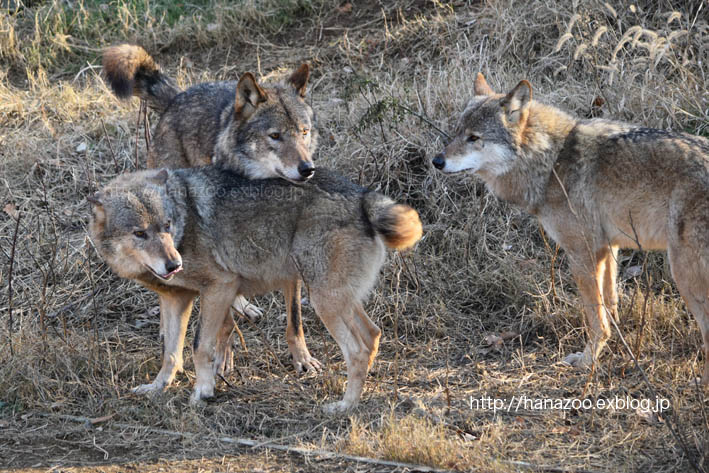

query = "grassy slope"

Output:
[[1, 1, 708, 471]]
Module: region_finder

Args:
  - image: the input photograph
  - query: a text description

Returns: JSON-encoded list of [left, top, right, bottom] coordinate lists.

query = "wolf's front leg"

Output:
[[563, 256, 612, 368], [133, 290, 195, 395], [191, 283, 238, 404]]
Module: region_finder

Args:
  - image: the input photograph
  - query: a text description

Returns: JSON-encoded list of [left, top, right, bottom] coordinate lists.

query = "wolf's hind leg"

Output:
[[133, 290, 194, 395], [601, 246, 620, 322], [285, 280, 322, 374], [310, 291, 380, 414], [214, 315, 236, 376], [668, 244, 709, 386]]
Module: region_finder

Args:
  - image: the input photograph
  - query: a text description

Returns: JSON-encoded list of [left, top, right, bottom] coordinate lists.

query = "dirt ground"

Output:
[[1, 414, 438, 473]]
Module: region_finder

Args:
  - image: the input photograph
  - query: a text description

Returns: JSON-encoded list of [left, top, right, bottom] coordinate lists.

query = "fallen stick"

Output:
[[35, 413, 606, 473]]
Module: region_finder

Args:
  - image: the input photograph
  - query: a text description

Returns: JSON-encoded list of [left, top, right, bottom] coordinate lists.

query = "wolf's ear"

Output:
[[501, 80, 532, 125], [288, 64, 310, 98], [235, 72, 268, 119], [150, 169, 169, 185], [474, 73, 495, 96]]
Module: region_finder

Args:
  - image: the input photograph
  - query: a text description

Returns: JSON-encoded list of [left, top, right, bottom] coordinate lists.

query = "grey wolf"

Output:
[[102, 44, 321, 372], [433, 73, 709, 385], [102, 44, 318, 182], [87, 166, 422, 412]]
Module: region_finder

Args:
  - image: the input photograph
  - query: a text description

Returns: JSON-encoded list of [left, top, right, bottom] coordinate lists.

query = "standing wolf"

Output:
[[87, 167, 422, 413], [433, 73, 709, 385], [102, 44, 320, 373]]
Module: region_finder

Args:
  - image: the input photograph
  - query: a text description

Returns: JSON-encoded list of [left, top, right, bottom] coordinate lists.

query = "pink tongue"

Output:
[[163, 266, 183, 278]]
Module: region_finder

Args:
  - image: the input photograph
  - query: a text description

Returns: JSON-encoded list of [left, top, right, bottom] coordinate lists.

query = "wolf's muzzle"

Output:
[[165, 259, 182, 274], [432, 153, 445, 170], [298, 161, 315, 179]]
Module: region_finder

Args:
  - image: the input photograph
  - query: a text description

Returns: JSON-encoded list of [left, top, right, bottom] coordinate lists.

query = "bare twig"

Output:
[[393, 102, 450, 139], [232, 303, 291, 377], [143, 103, 152, 151], [631, 251, 651, 361], [38, 413, 607, 473], [5, 208, 21, 357], [135, 100, 146, 169], [100, 119, 120, 173]]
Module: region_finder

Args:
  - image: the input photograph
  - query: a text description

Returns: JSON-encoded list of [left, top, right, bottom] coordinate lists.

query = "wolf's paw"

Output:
[[218, 352, 235, 376], [292, 351, 322, 375], [322, 400, 355, 415], [242, 304, 263, 322], [214, 344, 235, 376], [189, 384, 215, 405], [562, 351, 592, 368], [233, 295, 262, 322], [131, 382, 165, 395]]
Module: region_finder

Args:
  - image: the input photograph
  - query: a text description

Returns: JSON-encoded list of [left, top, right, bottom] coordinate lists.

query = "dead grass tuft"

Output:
[[339, 412, 474, 470]]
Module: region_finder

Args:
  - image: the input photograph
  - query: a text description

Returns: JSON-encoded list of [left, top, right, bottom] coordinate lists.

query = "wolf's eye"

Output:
[[468, 135, 480, 143], [302, 128, 309, 136], [164, 221, 171, 231], [133, 231, 147, 239], [269, 132, 281, 140]]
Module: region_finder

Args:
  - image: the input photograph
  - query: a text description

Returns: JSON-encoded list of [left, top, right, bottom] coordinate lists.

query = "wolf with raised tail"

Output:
[[102, 44, 321, 373], [102, 44, 318, 181], [88, 166, 422, 413], [433, 73, 709, 385]]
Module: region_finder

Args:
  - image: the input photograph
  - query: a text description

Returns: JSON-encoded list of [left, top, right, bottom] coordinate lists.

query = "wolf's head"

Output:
[[215, 65, 319, 183], [433, 73, 532, 176], [88, 169, 183, 281]]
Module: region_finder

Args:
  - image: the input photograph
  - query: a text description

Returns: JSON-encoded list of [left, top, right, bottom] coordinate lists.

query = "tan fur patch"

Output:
[[381, 205, 423, 250]]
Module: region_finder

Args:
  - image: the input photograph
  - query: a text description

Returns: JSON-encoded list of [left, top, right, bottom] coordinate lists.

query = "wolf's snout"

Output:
[[165, 259, 182, 273], [432, 153, 446, 170], [298, 161, 315, 179]]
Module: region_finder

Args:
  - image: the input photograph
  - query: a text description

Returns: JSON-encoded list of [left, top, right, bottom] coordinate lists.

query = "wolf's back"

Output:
[[362, 192, 422, 250], [103, 44, 179, 113]]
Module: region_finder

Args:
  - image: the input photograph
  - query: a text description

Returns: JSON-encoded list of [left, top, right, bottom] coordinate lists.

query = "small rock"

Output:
[[636, 407, 662, 425], [3, 203, 18, 219]]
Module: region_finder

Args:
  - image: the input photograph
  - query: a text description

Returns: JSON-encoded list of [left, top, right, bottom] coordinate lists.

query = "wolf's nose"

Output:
[[432, 153, 445, 170], [165, 260, 182, 273], [298, 161, 315, 179]]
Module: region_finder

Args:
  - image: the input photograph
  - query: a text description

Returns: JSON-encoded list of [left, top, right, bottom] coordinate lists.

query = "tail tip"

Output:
[[382, 205, 423, 250], [102, 44, 155, 99]]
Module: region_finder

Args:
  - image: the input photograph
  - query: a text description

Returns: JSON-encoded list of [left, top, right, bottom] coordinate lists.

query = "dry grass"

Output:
[[338, 411, 476, 469], [1, 0, 709, 472]]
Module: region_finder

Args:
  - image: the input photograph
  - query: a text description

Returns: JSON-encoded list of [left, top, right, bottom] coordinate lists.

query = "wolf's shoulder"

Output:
[[171, 81, 238, 107], [309, 168, 367, 196]]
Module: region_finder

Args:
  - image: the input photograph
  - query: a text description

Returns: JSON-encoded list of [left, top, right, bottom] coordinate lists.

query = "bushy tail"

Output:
[[102, 44, 179, 113], [363, 193, 423, 250]]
